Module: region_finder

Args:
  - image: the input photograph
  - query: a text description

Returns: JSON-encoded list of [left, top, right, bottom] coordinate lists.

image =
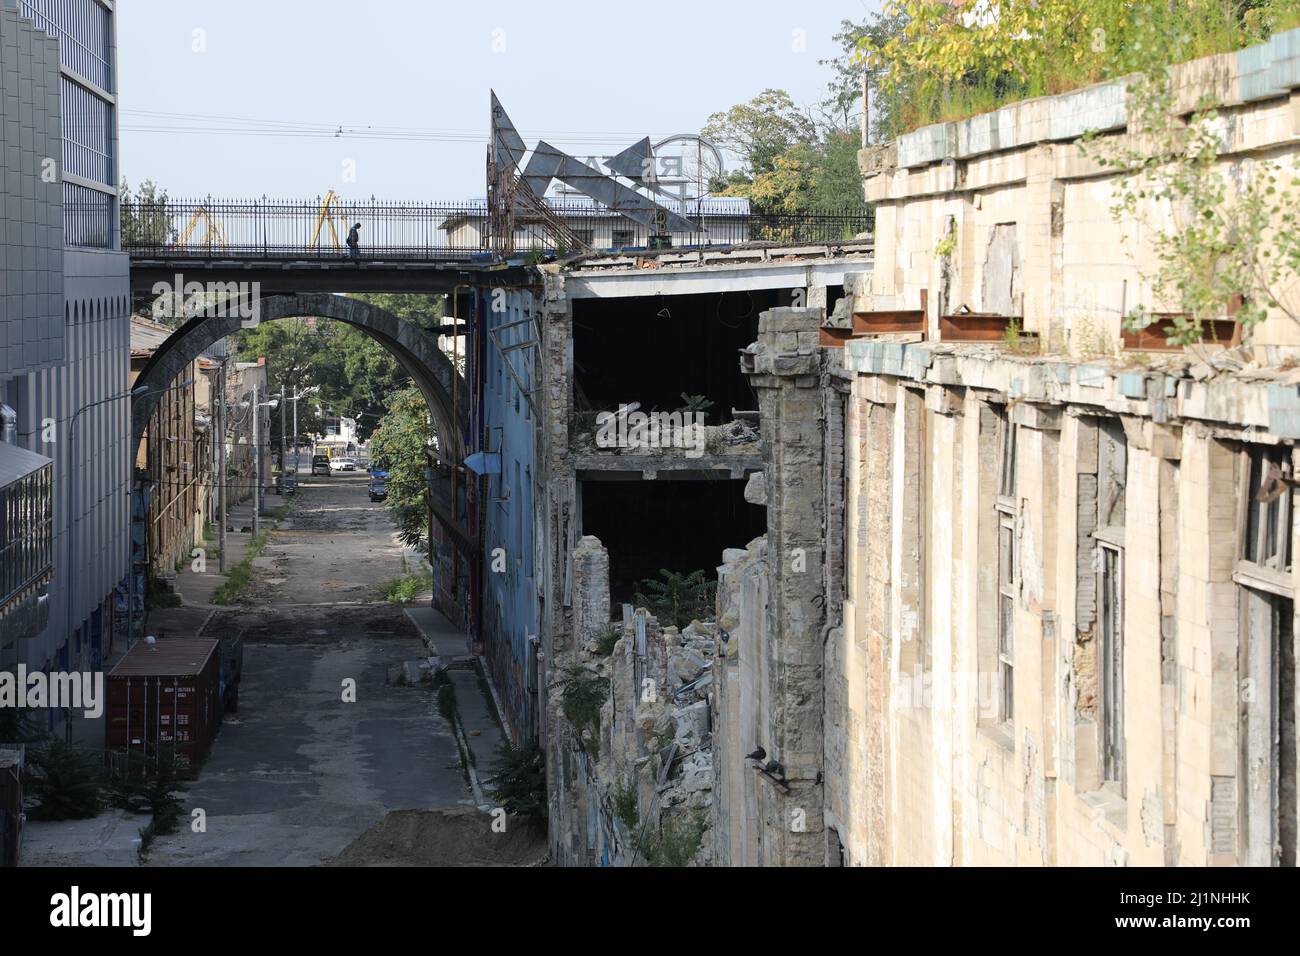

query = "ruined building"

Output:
[[534, 30, 1300, 868]]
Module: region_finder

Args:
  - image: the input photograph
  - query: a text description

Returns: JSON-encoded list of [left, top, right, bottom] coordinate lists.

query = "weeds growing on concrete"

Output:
[[634, 809, 708, 867], [611, 778, 639, 831], [211, 500, 293, 605], [211, 529, 269, 605], [430, 667, 458, 723], [133, 748, 185, 864], [592, 623, 621, 657], [381, 568, 433, 604]]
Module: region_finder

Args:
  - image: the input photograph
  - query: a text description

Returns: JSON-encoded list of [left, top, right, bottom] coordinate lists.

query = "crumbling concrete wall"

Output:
[[539, 269, 581, 862], [711, 537, 771, 866], [736, 307, 829, 865], [547, 535, 721, 866]]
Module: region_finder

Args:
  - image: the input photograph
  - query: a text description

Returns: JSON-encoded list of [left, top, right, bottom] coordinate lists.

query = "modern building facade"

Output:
[[0, 0, 130, 692]]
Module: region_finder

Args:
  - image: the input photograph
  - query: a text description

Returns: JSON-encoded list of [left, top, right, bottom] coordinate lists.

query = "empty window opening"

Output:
[[578, 477, 765, 610], [1073, 416, 1128, 793], [994, 404, 1018, 725], [825, 284, 846, 318], [572, 290, 783, 428], [1240, 588, 1297, 866], [1244, 446, 1293, 572], [1096, 419, 1128, 790], [1237, 443, 1297, 866], [1100, 543, 1125, 789]]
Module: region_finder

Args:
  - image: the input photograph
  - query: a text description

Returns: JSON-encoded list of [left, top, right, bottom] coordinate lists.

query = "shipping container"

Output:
[[106, 638, 221, 770]]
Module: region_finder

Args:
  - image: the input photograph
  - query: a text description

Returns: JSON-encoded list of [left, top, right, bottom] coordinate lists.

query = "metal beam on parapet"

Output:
[[522, 141, 696, 234]]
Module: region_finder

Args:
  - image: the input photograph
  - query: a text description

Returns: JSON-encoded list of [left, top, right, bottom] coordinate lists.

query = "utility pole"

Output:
[[217, 361, 228, 572], [282, 387, 317, 472], [252, 381, 261, 538], [279, 385, 288, 480]]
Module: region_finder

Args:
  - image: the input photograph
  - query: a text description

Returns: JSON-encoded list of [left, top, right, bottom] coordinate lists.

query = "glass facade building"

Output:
[[17, 0, 117, 249]]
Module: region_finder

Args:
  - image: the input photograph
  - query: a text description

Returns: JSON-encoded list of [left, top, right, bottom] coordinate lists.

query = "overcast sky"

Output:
[[117, 0, 881, 201]]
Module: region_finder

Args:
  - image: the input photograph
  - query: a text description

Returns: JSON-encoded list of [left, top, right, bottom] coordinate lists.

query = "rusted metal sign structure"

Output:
[[486, 92, 703, 256]]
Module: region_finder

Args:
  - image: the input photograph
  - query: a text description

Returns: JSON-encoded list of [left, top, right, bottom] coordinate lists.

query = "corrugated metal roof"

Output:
[[0, 443, 53, 487], [108, 638, 219, 678], [130, 315, 175, 353]]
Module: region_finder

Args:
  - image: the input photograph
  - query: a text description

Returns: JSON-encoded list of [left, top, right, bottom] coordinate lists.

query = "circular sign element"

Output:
[[650, 135, 726, 202]]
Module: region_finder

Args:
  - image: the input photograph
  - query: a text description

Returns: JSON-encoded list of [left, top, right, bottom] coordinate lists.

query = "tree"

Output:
[[347, 293, 446, 333], [634, 568, 716, 629], [489, 739, 547, 831], [122, 178, 177, 314], [308, 323, 410, 441], [367, 386, 436, 550], [740, 133, 864, 214], [861, 0, 1300, 135], [232, 318, 327, 449], [26, 740, 105, 820], [119, 178, 175, 248], [703, 89, 816, 180], [821, 10, 911, 142]]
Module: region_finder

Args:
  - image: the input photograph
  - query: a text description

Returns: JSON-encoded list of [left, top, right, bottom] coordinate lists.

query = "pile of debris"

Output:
[[580, 612, 719, 866]]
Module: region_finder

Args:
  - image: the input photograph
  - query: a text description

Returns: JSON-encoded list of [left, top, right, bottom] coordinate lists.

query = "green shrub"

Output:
[[381, 568, 433, 603], [592, 623, 621, 657], [26, 740, 105, 820], [635, 810, 708, 867], [634, 569, 716, 629], [555, 666, 608, 754], [611, 779, 639, 831], [489, 739, 547, 831]]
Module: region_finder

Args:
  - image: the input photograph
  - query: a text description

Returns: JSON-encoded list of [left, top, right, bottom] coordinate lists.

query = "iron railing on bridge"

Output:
[[119, 197, 874, 260]]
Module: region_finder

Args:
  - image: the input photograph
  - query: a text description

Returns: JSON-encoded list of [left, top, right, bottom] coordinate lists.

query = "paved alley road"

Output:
[[147, 470, 471, 867]]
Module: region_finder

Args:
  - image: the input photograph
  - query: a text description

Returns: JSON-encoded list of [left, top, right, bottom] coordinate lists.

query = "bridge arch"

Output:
[[130, 292, 466, 464]]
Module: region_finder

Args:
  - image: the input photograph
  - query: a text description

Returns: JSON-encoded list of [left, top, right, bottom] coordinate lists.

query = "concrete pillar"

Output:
[[741, 306, 827, 865]]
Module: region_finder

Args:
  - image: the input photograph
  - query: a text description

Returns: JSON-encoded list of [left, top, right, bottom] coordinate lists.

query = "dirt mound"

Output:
[[327, 807, 549, 867]]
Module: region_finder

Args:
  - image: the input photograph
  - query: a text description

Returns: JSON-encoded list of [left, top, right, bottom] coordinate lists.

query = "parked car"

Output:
[[368, 472, 388, 502], [311, 455, 331, 476], [329, 457, 358, 472]]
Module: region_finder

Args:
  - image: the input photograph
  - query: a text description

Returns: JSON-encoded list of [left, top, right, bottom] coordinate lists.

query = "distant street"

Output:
[[146, 469, 470, 866]]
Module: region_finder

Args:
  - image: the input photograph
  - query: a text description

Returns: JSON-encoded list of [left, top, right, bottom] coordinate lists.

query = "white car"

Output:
[[328, 457, 358, 472]]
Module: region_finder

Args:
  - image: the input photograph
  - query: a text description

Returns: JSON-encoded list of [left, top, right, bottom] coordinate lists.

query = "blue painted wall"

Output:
[[479, 287, 541, 743]]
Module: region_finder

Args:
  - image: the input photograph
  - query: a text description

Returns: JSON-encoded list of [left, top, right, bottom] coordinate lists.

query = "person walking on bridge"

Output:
[[346, 222, 362, 261]]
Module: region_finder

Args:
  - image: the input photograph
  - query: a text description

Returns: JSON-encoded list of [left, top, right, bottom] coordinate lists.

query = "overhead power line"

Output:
[[120, 109, 673, 148]]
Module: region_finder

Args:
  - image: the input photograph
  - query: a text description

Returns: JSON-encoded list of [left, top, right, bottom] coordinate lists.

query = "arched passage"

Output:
[[130, 292, 466, 464]]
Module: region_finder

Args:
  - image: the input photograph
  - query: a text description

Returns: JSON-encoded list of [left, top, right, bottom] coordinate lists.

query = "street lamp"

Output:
[[282, 386, 319, 472], [63, 378, 191, 743]]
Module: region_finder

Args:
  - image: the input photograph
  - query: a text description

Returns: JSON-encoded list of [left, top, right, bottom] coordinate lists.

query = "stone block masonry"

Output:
[[738, 307, 828, 865]]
